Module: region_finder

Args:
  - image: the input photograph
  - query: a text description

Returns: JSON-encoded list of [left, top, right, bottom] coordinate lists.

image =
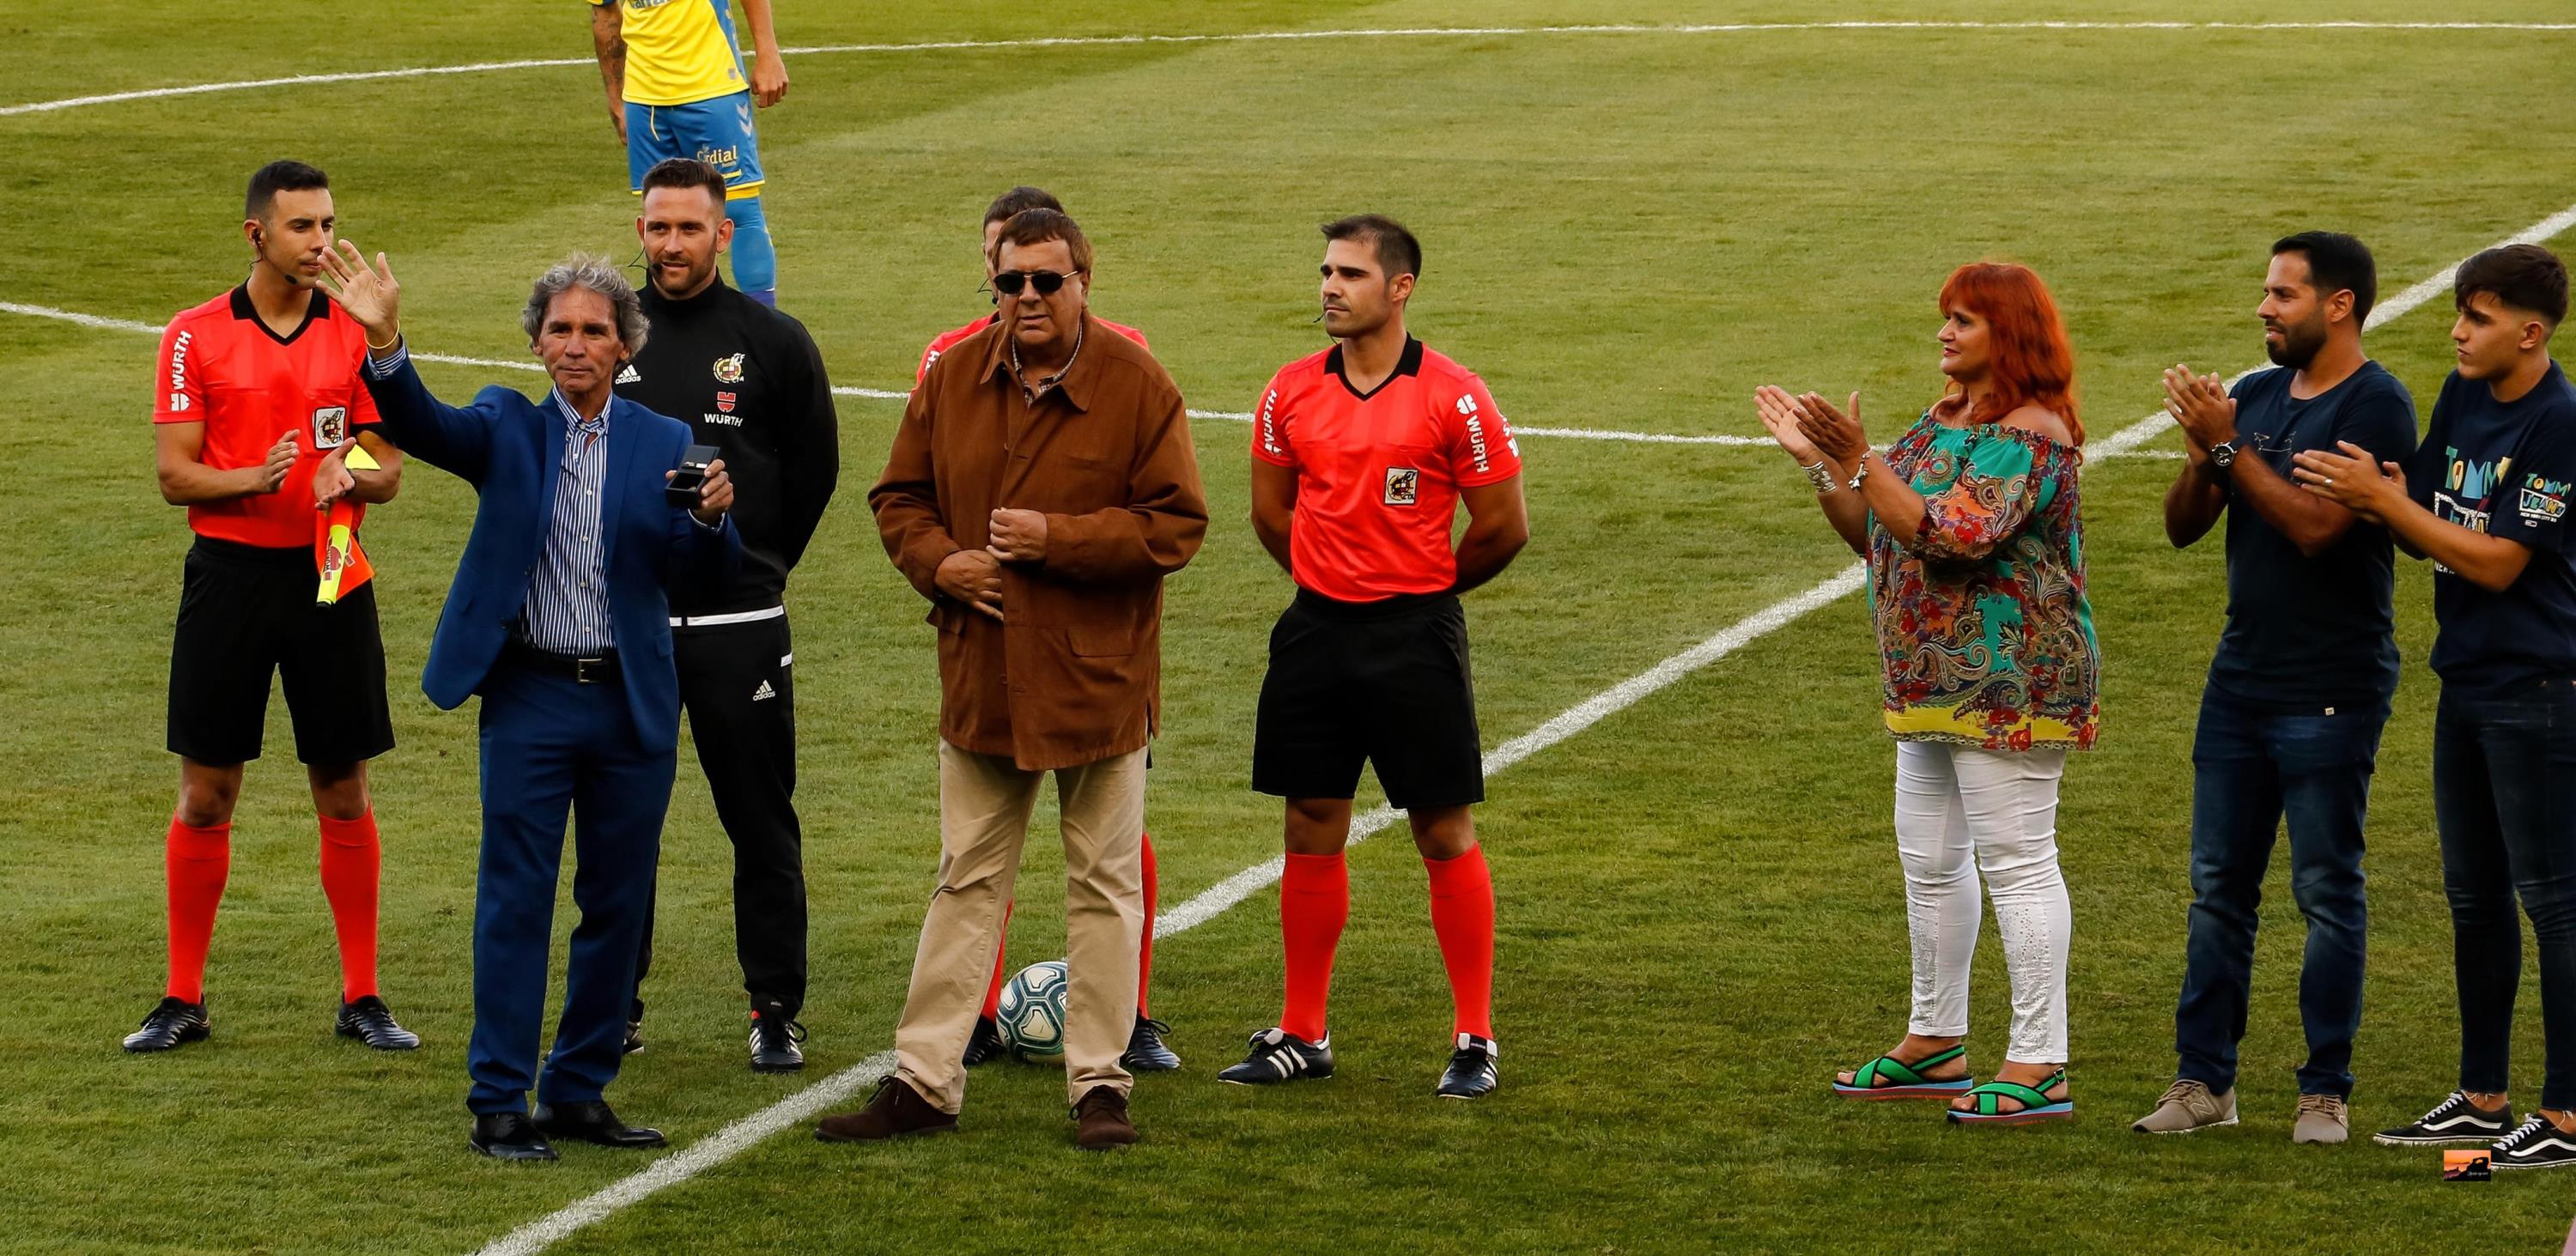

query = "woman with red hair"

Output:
[[1755, 261, 2099, 1125]]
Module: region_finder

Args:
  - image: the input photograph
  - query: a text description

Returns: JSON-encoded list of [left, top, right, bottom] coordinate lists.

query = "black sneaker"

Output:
[[122, 996, 210, 1053], [1437, 1033, 1498, 1099], [622, 1020, 644, 1056], [962, 1016, 1006, 1067], [1217, 1028, 1334, 1085], [2372, 1091, 2513, 1145], [2492, 1115, 2576, 1170], [749, 999, 805, 1073], [335, 995, 422, 1051], [1121, 1016, 1181, 1071]]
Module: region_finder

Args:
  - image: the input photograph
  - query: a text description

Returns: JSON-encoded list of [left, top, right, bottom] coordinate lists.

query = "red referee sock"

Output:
[[980, 899, 1016, 1020], [1279, 852, 1350, 1043], [1425, 844, 1496, 1040], [317, 811, 381, 1002], [164, 815, 231, 1004], [1138, 832, 1158, 1017]]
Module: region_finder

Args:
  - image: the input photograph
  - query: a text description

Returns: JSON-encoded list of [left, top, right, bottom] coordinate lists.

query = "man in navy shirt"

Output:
[[2297, 243, 2576, 1169], [2139, 233, 2417, 1145]]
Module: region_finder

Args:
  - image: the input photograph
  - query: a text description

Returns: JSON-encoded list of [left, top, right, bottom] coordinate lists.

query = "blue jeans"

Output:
[[2433, 679, 2576, 1112], [2175, 686, 2385, 1097]]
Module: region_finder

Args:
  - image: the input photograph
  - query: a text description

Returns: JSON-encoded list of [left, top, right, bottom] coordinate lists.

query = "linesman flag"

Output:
[[315, 442, 378, 606]]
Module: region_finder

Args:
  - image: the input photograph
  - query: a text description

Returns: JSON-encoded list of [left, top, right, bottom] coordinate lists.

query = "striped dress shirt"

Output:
[[522, 391, 617, 656]]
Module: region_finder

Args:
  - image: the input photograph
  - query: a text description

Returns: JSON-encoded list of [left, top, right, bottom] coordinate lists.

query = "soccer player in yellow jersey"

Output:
[[590, 0, 789, 306]]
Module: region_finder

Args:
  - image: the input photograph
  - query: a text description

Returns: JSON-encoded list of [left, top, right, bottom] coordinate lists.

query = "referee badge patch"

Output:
[[311, 406, 349, 448], [1384, 466, 1420, 506]]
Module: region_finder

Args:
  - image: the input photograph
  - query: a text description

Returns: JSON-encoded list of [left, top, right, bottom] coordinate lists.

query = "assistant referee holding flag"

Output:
[[615, 157, 838, 1071], [131, 160, 418, 1054], [1222, 215, 1529, 1099]]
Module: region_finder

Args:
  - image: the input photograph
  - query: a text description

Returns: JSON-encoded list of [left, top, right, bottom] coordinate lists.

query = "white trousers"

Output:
[[1893, 741, 2072, 1063]]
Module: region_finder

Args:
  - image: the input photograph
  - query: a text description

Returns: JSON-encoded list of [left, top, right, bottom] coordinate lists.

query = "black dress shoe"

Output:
[[623, 1020, 645, 1056], [470, 1112, 559, 1162], [534, 1101, 667, 1149]]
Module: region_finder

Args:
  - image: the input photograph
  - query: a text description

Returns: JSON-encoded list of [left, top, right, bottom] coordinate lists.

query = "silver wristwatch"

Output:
[[2208, 439, 2240, 469]]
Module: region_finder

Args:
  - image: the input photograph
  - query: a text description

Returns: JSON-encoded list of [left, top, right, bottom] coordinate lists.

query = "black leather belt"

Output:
[[504, 642, 621, 684]]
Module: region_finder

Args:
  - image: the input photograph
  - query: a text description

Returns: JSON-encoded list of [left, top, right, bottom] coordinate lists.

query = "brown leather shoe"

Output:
[[1072, 1085, 1139, 1150], [815, 1077, 957, 1142]]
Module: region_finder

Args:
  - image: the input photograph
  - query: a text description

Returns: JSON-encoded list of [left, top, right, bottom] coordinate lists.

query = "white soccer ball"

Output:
[[996, 959, 1070, 1063]]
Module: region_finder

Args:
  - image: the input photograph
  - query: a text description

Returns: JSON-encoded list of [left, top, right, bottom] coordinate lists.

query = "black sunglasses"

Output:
[[992, 269, 1077, 296]]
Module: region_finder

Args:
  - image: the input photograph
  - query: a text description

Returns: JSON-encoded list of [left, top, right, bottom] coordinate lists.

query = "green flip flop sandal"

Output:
[[1946, 1070, 2074, 1125], [1832, 1045, 1973, 1100]]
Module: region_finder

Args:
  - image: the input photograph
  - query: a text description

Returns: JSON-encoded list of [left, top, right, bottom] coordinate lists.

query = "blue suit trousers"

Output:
[[465, 661, 675, 1115]]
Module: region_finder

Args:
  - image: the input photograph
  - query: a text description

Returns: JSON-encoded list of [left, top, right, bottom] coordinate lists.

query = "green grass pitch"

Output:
[[5, 1, 2576, 1251]]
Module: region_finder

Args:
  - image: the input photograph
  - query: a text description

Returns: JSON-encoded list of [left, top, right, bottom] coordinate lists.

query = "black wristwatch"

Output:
[[2208, 439, 2240, 469]]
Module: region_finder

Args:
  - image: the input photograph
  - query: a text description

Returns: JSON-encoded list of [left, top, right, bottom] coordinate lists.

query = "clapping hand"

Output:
[[252, 430, 298, 495], [2290, 440, 2406, 521], [1754, 385, 1826, 464], [313, 440, 355, 508], [1793, 391, 1869, 464], [316, 240, 401, 346], [2162, 365, 2237, 451]]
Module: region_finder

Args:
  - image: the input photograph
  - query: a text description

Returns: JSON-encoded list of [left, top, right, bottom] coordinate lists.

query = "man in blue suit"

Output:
[[319, 242, 740, 1162]]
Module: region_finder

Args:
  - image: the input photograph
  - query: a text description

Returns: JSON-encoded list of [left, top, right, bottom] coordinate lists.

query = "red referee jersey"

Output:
[[916, 312, 1150, 385], [1251, 337, 1523, 603], [153, 286, 381, 549]]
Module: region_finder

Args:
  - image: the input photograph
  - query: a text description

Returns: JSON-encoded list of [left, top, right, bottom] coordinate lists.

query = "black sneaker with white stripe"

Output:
[[335, 995, 421, 1051], [1217, 1028, 1334, 1085], [122, 996, 210, 1053], [2492, 1115, 2576, 1170], [1437, 1033, 1498, 1099], [2372, 1091, 2513, 1145], [749, 999, 805, 1073]]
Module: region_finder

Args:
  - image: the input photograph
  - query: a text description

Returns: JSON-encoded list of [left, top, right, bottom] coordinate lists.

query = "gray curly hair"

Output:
[[522, 252, 649, 352]]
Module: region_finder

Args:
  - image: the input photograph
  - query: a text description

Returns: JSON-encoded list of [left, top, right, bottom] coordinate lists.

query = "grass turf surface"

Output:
[[5, 1, 2576, 1251]]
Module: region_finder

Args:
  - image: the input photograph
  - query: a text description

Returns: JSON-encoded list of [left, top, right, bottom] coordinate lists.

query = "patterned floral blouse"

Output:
[[1863, 409, 2099, 750]]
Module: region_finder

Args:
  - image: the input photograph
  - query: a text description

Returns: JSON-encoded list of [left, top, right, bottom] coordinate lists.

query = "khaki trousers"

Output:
[[893, 741, 1146, 1112]]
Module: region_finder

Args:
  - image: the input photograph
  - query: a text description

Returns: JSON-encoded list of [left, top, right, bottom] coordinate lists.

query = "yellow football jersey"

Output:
[[593, 0, 747, 107]]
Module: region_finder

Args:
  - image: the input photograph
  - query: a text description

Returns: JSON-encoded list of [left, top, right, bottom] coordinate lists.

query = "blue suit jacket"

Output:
[[361, 352, 740, 755]]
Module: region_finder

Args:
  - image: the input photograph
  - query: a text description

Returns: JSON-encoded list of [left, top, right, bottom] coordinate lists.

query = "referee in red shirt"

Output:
[[1220, 215, 1529, 1098], [127, 161, 418, 1054]]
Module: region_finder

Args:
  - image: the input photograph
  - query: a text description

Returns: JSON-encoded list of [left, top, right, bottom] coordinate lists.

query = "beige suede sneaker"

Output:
[[2293, 1093, 2350, 1144], [2132, 1079, 2239, 1134]]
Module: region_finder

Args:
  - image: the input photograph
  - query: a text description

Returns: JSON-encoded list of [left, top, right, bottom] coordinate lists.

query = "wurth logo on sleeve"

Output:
[[1457, 393, 1492, 474], [1259, 388, 1284, 456], [167, 330, 194, 411]]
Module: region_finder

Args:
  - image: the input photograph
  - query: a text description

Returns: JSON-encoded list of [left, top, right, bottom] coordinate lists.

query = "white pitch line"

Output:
[[0, 300, 1752, 444], [470, 197, 2576, 1255], [4, 21, 2569, 117]]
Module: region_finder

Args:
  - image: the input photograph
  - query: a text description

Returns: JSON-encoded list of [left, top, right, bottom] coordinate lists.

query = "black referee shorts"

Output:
[[1252, 588, 1485, 811], [167, 536, 395, 766]]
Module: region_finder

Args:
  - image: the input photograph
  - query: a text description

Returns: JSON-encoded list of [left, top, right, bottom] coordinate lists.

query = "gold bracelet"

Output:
[[366, 331, 401, 352]]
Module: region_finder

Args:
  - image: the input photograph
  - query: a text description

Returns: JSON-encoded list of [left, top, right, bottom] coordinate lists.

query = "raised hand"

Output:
[[1754, 385, 1826, 464], [1795, 391, 1868, 464], [316, 240, 401, 343]]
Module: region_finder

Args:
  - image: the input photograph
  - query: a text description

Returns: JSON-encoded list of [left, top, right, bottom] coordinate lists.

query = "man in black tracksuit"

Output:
[[617, 158, 839, 1072]]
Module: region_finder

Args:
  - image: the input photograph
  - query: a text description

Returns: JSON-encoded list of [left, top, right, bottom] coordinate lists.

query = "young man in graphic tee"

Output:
[[2295, 244, 2576, 1168], [1224, 215, 1529, 1099]]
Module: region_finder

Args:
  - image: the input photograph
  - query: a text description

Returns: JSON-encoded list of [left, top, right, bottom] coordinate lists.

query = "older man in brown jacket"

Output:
[[818, 209, 1206, 1150]]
